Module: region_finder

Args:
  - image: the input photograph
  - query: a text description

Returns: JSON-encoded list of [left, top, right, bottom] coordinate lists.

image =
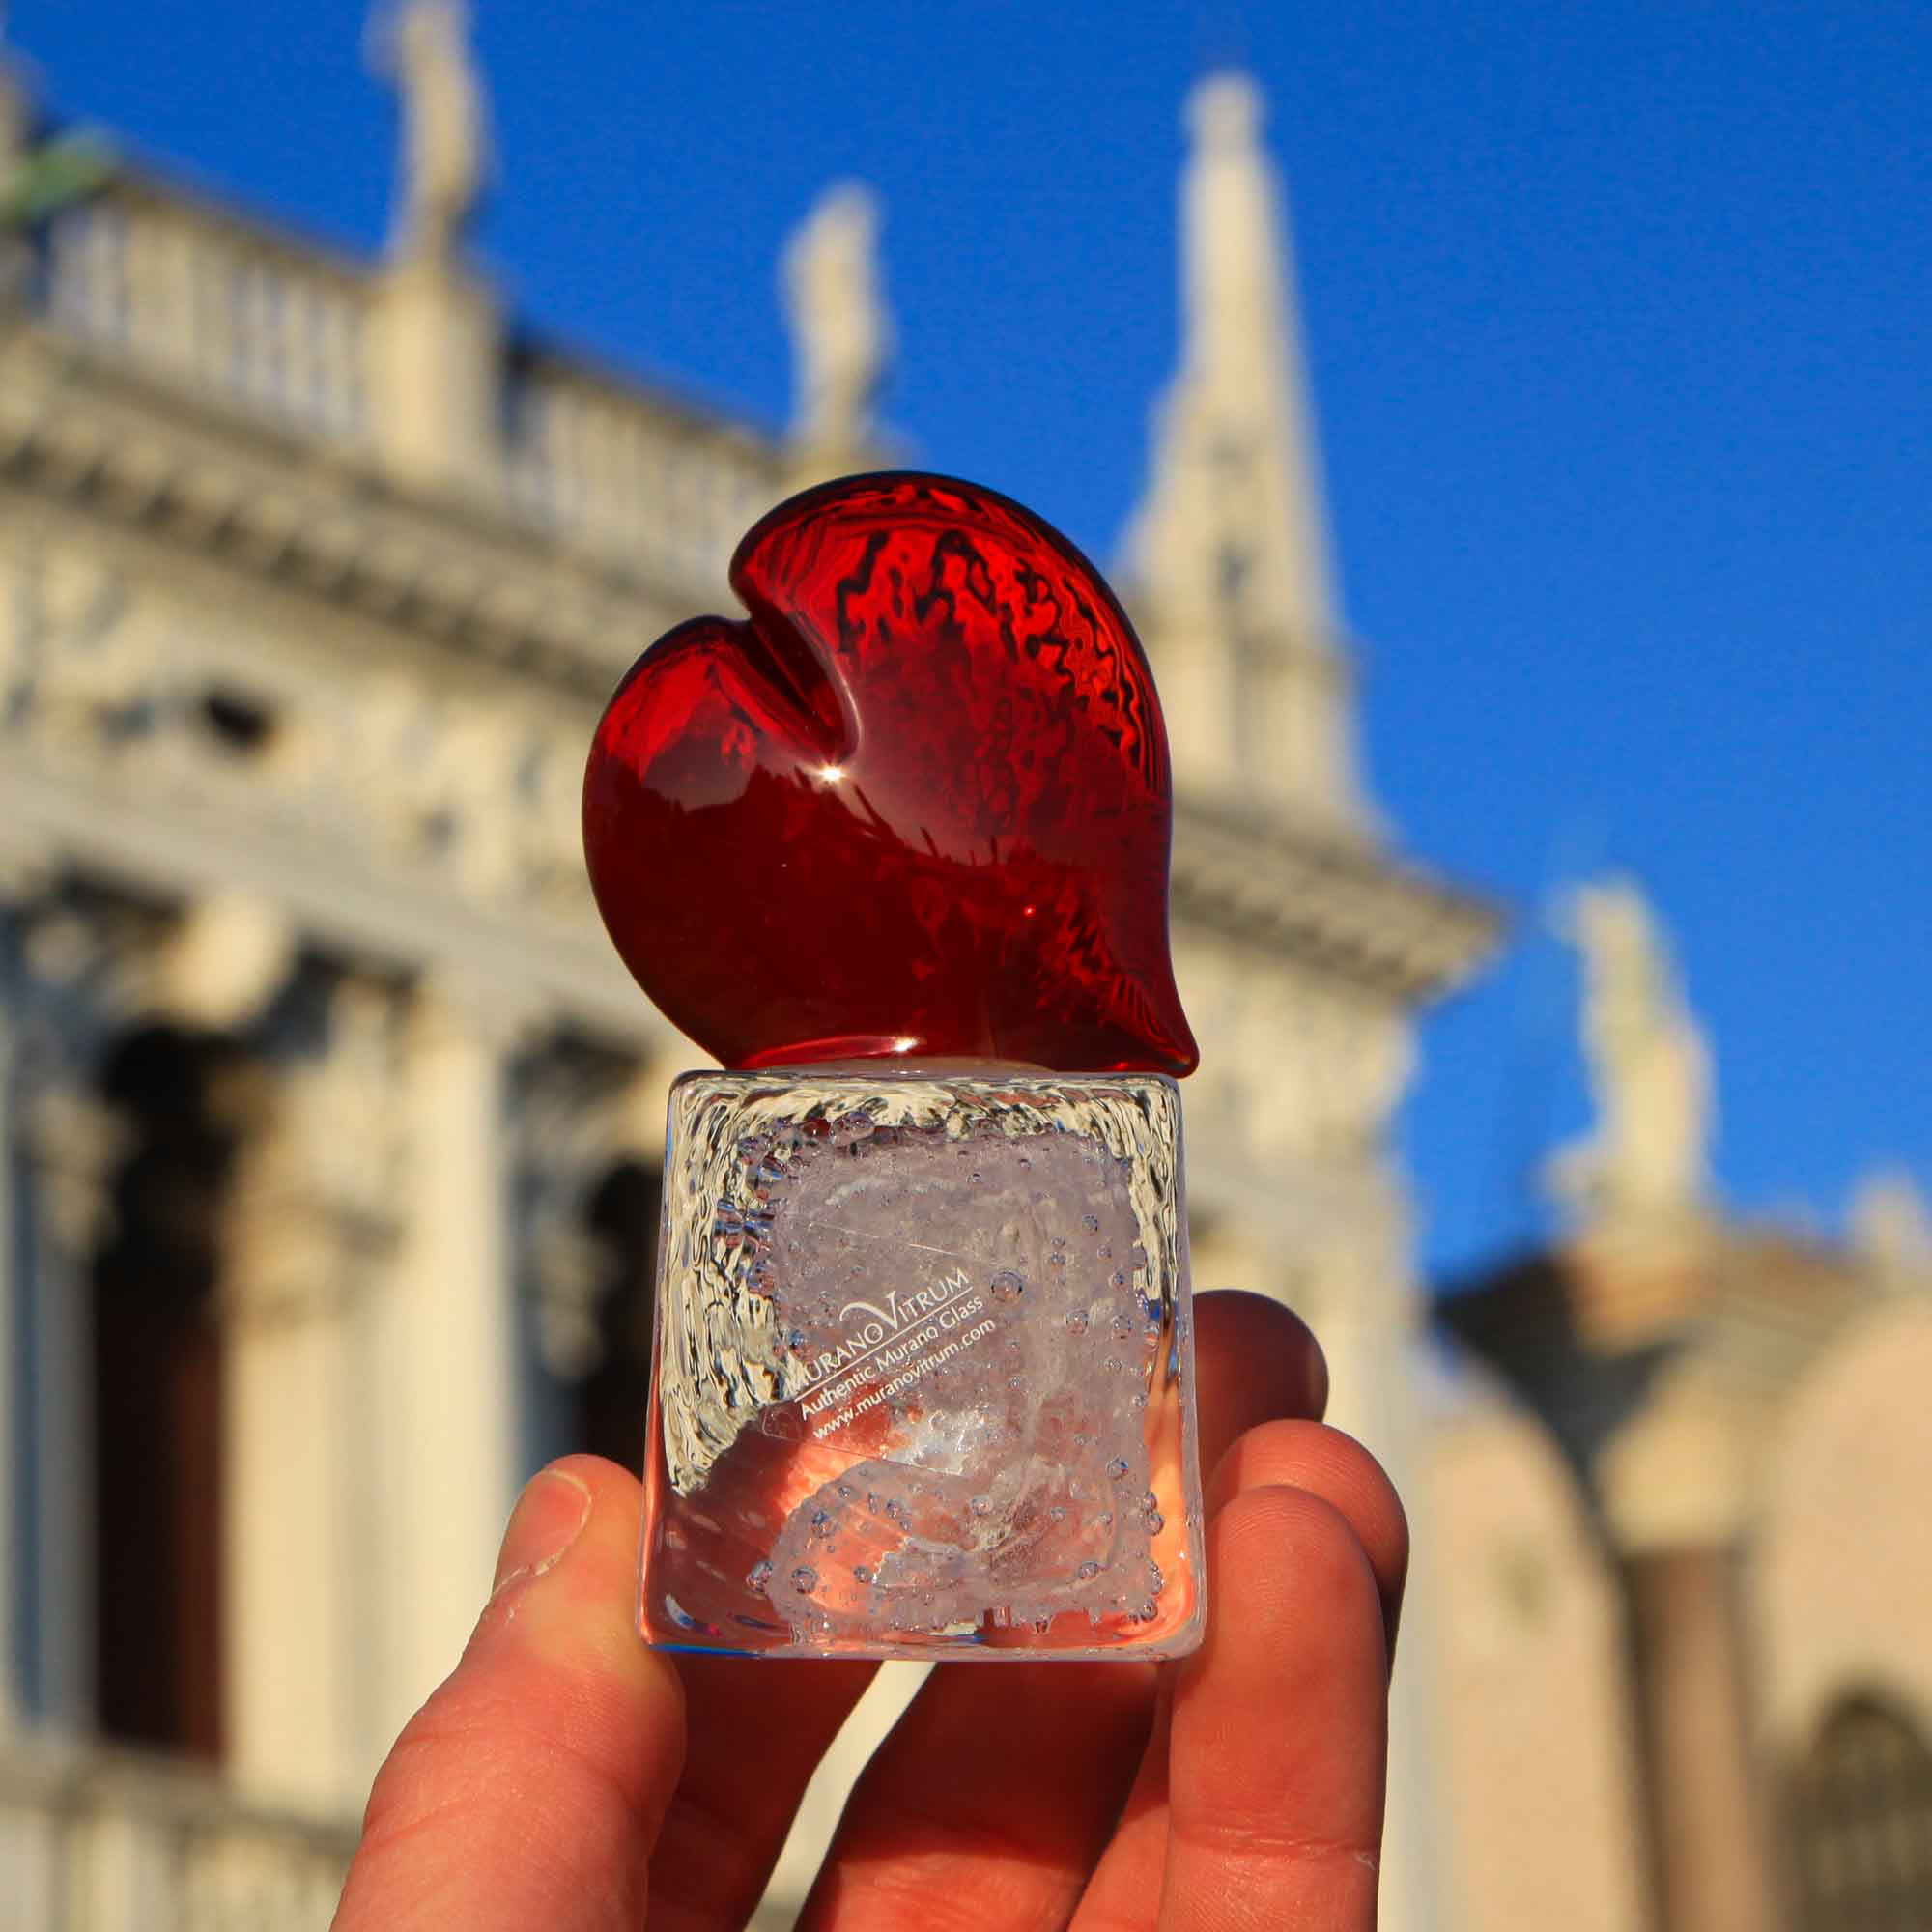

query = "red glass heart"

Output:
[[582, 472, 1198, 1075]]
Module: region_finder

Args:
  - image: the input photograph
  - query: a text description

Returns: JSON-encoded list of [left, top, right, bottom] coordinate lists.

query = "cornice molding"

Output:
[[1172, 795, 1501, 1002], [0, 751, 659, 1053], [0, 322, 754, 699]]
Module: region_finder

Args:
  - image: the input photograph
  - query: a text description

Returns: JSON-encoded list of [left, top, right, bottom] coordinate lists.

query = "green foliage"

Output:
[[0, 128, 115, 228]]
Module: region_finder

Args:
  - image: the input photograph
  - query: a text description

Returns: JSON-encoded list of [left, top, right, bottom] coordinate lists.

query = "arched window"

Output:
[[1789, 1692, 1932, 1932]]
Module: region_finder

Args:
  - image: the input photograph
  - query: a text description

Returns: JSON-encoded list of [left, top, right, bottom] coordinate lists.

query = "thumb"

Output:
[[333, 1456, 685, 1932]]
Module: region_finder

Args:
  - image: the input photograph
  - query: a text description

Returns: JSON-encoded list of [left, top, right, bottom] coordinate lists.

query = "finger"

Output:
[[1157, 1486, 1389, 1932], [332, 1456, 682, 1932], [648, 1653, 878, 1929], [799, 1659, 1157, 1932], [1066, 1671, 1177, 1932], [1192, 1291, 1329, 1467], [794, 1290, 1325, 1932], [635, 1416, 884, 1926], [607, 1370, 895, 1925], [1072, 1419, 1407, 1931], [1207, 1419, 1409, 1662]]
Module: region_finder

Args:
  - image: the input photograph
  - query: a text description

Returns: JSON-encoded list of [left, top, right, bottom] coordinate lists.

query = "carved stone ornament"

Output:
[[22, 1079, 128, 1258], [222, 975, 406, 1326], [2, 538, 594, 928], [156, 892, 298, 1033]]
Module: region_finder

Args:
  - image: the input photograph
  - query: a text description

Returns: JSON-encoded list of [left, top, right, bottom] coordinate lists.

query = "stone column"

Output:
[[2, 879, 175, 1737], [219, 974, 395, 1811], [367, 261, 504, 505], [224, 1237, 357, 1806], [1247, 988, 1439, 1932], [362, 974, 530, 1760], [1319, 1166, 1442, 1932], [1598, 1382, 1781, 1932], [16, 1075, 126, 1738], [5, 884, 123, 1735], [1623, 1546, 1782, 1932]]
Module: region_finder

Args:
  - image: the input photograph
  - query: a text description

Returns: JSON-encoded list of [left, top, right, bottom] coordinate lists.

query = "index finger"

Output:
[[332, 1455, 683, 1932]]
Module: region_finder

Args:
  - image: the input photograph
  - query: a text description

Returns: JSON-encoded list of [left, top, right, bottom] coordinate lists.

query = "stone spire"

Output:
[[781, 180, 893, 486], [1124, 72, 1366, 824]]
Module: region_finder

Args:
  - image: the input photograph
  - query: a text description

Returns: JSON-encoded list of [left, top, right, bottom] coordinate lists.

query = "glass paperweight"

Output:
[[644, 1068, 1198, 1657], [583, 472, 1206, 1659]]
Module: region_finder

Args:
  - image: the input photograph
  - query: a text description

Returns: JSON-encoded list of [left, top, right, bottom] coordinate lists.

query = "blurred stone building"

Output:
[[1429, 881, 1932, 1932], [0, 10, 1922, 1931]]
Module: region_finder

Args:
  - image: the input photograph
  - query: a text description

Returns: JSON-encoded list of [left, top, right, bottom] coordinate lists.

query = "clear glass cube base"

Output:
[[639, 1067, 1205, 1660]]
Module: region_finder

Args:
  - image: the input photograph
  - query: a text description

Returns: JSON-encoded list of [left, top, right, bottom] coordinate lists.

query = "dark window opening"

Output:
[[92, 1023, 248, 1761], [200, 688, 276, 755]]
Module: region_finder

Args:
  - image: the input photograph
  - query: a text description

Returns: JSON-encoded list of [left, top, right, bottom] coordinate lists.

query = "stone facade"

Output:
[[1439, 884, 1932, 1932]]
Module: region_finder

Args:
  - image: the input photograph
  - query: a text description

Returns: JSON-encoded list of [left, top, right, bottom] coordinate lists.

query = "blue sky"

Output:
[[16, 2, 1927, 1277]]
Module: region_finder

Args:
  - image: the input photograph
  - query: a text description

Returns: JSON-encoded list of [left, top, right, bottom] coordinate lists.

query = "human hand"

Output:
[[331, 1291, 1407, 1930]]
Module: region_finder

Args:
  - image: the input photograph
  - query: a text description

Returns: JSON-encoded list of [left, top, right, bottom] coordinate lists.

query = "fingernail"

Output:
[[492, 1467, 593, 1596]]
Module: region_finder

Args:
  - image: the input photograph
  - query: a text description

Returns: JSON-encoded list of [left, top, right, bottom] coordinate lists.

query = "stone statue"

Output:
[[781, 181, 891, 458], [1546, 877, 1714, 1223], [370, 0, 488, 264], [1851, 1168, 1932, 1288]]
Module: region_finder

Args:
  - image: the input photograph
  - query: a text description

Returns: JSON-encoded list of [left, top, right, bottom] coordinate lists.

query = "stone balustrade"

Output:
[[44, 181, 371, 441], [25, 171, 784, 600], [504, 348, 782, 589], [0, 1741, 355, 1932]]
